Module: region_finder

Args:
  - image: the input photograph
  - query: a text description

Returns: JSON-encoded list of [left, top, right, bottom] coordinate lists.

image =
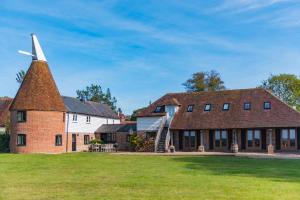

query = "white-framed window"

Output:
[[86, 116, 91, 123], [72, 114, 77, 122]]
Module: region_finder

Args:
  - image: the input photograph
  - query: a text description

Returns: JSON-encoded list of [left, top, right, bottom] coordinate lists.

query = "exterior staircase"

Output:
[[156, 128, 168, 153]]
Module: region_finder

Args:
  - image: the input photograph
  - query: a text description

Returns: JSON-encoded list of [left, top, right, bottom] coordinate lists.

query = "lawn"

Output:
[[0, 153, 300, 200]]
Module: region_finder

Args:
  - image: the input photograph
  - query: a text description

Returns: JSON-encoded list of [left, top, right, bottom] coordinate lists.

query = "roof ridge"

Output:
[[165, 88, 263, 96]]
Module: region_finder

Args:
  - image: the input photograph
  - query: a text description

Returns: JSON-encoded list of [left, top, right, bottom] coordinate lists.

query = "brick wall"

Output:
[[66, 132, 95, 152], [10, 111, 66, 154]]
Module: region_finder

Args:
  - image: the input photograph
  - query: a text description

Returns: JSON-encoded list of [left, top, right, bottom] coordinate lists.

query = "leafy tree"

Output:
[[16, 70, 26, 84], [183, 70, 225, 92], [261, 74, 300, 111], [76, 84, 121, 112]]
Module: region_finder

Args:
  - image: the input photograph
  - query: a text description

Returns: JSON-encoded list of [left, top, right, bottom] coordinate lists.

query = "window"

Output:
[[215, 131, 221, 147], [221, 130, 227, 147], [247, 130, 253, 147], [244, 102, 251, 110], [17, 111, 26, 122], [86, 116, 91, 123], [290, 129, 296, 147], [204, 104, 211, 111], [154, 106, 165, 113], [17, 134, 26, 146], [254, 130, 261, 147], [107, 133, 116, 143], [247, 129, 261, 147], [55, 135, 62, 146], [187, 105, 194, 112], [190, 131, 196, 148], [63, 113, 65, 122], [84, 135, 90, 145], [264, 102, 271, 109], [281, 129, 296, 147], [215, 130, 227, 147], [72, 114, 77, 122], [223, 103, 230, 111]]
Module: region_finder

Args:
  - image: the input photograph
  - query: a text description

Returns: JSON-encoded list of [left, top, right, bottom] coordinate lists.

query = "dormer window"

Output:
[[154, 106, 165, 113], [223, 103, 230, 111], [187, 105, 194, 112], [264, 102, 271, 110], [244, 102, 251, 110], [204, 104, 211, 111]]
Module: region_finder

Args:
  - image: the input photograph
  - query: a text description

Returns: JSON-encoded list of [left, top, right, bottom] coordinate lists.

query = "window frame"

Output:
[[244, 102, 251, 110], [204, 104, 211, 112], [72, 114, 78, 122], [187, 105, 194, 112], [55, 134, 63, 146], [84, 135, 90, 145], [17, 134, 26, 146], [154, 105, 165, 113], [86, 115, 91, 124], [17, 111, 27, 123], [247, 129, 261, 148], [281, 129, 296, 148], [222, 103, 230, 111], [215, 130, 228, 148], [264, 102, 271, 110]]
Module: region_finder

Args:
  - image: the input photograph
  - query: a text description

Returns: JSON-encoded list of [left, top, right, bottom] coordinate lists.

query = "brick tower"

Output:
[[10, 34, 66, 153]]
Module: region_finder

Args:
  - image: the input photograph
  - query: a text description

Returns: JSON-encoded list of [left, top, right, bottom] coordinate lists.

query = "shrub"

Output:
[[90, 139, 102, 145], [0, 134, 10, 153]]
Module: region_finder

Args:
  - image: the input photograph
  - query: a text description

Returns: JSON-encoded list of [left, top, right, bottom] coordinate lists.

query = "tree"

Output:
[[76, 84, 121, 112], [16, 70, 26, 84], [183, 70, 225, 92], [261, 74, 300, 111]]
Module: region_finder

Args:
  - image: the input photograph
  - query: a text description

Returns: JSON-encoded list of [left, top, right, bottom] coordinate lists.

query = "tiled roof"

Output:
[[10, 61, 66, 112], [62, 96, 119, 119], [0, 98, 12, 127], [95, 123, 137, 133], [137, 88, 300, 129]]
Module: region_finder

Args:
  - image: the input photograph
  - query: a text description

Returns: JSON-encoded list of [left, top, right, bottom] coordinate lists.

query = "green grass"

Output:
[[0, 153, 300, 200]]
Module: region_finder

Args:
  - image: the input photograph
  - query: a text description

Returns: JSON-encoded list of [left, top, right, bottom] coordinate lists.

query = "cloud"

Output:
[[213, 0, 290, 13]]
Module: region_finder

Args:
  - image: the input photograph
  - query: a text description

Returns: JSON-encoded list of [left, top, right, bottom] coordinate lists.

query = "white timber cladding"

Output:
[[137, 116, 164, 131], [65, 113, 120, 133]]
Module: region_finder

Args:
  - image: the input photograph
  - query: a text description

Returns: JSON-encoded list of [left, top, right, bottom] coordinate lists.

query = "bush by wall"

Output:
[[0, 134, 10, 153]]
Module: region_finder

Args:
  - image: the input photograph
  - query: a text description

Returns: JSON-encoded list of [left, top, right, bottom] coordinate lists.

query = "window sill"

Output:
[[72, 121, 78, 123]]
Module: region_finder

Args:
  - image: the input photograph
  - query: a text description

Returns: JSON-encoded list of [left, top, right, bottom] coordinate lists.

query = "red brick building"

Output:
[[9, 34, 120, 154], [136, 89, 300, 153]]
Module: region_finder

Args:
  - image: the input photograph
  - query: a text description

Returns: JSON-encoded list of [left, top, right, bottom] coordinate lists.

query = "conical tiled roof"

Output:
[[10, 61, 66, 112]]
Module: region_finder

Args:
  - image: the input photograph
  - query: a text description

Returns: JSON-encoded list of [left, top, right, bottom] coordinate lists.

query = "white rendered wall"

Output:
[[65, 113, 120, 134], [137, 116, 164, 131]]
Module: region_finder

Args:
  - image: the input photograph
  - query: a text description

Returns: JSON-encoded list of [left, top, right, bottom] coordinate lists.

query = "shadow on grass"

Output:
[[172, 156, 300, 182]]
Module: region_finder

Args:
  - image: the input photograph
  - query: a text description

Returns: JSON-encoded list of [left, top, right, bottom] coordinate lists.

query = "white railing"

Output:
[[154, 116, 167, 152], [164, 117, 174, 152]]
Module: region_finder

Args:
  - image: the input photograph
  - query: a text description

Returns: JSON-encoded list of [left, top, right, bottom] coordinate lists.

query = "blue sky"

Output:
[[1, 0, 300, 114]]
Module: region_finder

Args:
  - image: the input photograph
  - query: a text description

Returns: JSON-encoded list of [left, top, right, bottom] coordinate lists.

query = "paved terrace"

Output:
[[113, 152, 300, 159]]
